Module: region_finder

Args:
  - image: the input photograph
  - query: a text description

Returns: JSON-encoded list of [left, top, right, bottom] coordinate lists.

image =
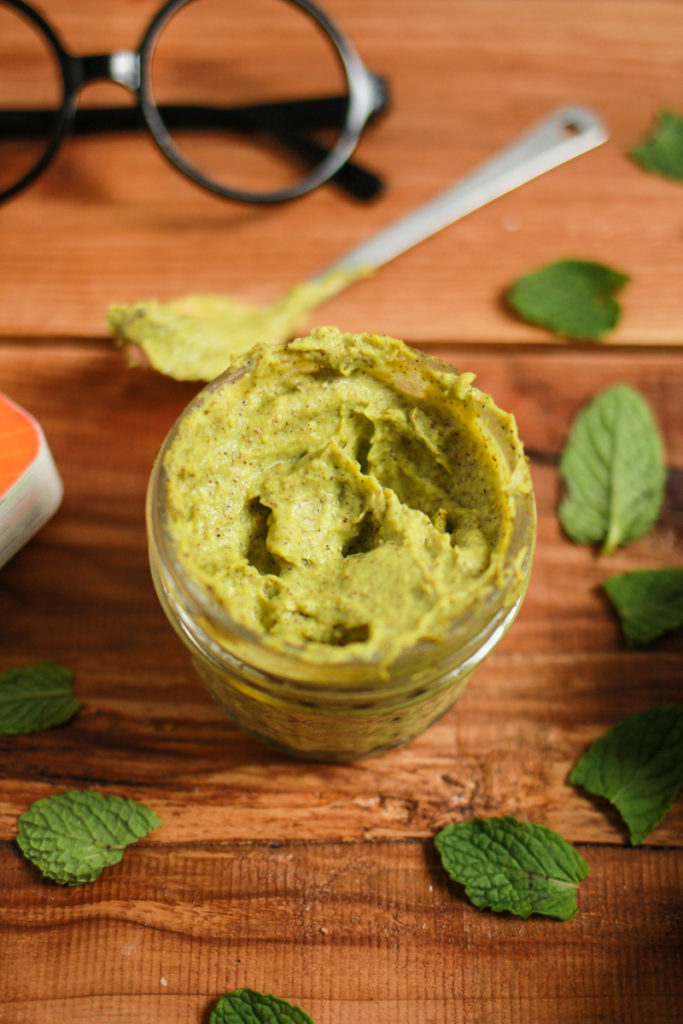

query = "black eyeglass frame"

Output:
[[1, 0, 388, 205]]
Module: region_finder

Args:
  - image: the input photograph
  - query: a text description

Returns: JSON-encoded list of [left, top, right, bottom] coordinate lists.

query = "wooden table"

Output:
[[1, 2, 681, 1021]]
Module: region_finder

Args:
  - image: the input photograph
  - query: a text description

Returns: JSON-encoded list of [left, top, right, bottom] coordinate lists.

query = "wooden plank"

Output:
[[0, 841, 681, 1024], [0, 649, 680, 845], [2, 3, 681, 1020], [1, 1, 682, 343], [1, 343, 680, 846]]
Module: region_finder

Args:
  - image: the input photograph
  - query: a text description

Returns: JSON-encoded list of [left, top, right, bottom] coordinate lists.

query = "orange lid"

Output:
[[0, 393, 41, 496]]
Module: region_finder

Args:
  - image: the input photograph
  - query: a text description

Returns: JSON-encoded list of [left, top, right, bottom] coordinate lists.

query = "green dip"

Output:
[[163, 327, 534, 668], [107, 269, 368, 381]]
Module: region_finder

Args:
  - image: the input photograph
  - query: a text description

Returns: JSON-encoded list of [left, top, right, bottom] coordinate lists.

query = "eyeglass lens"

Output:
[[0, 3, 63, 194], [148, 0, 350, 195], [0, 0, 354, 201]]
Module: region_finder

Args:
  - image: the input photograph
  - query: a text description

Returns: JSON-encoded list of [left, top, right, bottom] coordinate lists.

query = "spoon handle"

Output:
[[316, 105, 608, 279]]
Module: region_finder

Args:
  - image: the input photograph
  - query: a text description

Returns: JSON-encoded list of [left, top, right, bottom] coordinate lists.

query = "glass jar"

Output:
[[146, 335, 536, 762]]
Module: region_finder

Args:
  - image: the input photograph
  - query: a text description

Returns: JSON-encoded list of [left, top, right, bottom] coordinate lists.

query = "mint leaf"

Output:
[[604, 568, 683, 647], [0, 661, 81, 735], [16, 790, 161, 885], [559, 383, 666, 554], [507, 259, 630, 341], [210, 989, 315, 1024], [630, 110, 683, 182], [570, 705, 683, 845], [434, 816, 589, 920]]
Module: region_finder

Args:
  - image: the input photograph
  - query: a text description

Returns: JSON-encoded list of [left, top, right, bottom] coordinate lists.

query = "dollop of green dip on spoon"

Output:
[[107, 268, 368, 382]]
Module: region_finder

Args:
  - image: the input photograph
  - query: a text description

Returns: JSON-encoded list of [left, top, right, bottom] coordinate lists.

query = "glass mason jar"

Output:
[[146, 334, 536, 762]]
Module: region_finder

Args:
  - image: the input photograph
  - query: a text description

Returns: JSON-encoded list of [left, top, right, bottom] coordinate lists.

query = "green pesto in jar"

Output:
[[163, 327, 533, 667]]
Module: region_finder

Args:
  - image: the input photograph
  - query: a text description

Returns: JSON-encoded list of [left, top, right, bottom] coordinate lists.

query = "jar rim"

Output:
[[147, 338, 537, 689]]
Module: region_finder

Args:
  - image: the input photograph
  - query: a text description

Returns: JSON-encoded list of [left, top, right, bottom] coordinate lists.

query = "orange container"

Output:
[[0, 393, 63, 568]]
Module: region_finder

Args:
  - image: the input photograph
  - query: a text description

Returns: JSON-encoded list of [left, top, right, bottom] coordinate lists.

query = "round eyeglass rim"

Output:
[[0, 0, 73, 203], [138, 0, 381, 203], [1, 0, 381, 205]]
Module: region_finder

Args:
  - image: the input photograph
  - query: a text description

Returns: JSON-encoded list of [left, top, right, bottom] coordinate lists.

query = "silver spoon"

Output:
[[109, 105, 608, 380], [314, 105, 607, 281]]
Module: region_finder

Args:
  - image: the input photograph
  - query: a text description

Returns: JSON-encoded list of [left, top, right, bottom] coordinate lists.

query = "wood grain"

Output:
[[1, 1, 682, 343], [1, 342, 681, 847], [1, 841, 681, 1024], [1, 3, 682, 1021]]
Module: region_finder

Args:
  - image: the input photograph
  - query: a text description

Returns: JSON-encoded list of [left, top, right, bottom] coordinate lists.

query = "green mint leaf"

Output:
[[506, 259, 630, 341], [434, 816, 589, 921], [558, 383, 666, 554], [210, 989, 315, 1024], [630, 110, 683, 182], [16, 790, 161, 885], [604, 568, 683, 648], [0, 661, 81, 735], [570, 705, 683, 845]]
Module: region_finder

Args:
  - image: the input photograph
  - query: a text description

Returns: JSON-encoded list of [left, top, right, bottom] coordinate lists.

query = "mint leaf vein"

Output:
[[559, 383, 666, 554], [210, 988, 315, 1024], [506, 259, 630, 341], [604, 567, 683, 647], [570, 705, 683, 845], [434, 816, 589, 920], [16, 790, 161, 885], [0, 661, 81, 735]]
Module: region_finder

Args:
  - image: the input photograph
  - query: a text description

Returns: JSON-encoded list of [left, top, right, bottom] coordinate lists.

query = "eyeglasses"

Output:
[[0, 0, 389, 205]]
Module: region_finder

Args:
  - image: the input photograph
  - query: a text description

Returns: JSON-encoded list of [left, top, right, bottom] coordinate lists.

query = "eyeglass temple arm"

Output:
[[0, 90, 386, 201], [141, 96, 386, 200]]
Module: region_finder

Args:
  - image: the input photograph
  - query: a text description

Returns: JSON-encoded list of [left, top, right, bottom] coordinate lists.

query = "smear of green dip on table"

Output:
[[162, 327, 534, 666], [107, 268, 368, 381]]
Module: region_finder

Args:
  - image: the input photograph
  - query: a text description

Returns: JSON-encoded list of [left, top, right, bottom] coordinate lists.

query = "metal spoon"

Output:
[[314, 105, 608, 281], [109, 105, 608, 380]]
